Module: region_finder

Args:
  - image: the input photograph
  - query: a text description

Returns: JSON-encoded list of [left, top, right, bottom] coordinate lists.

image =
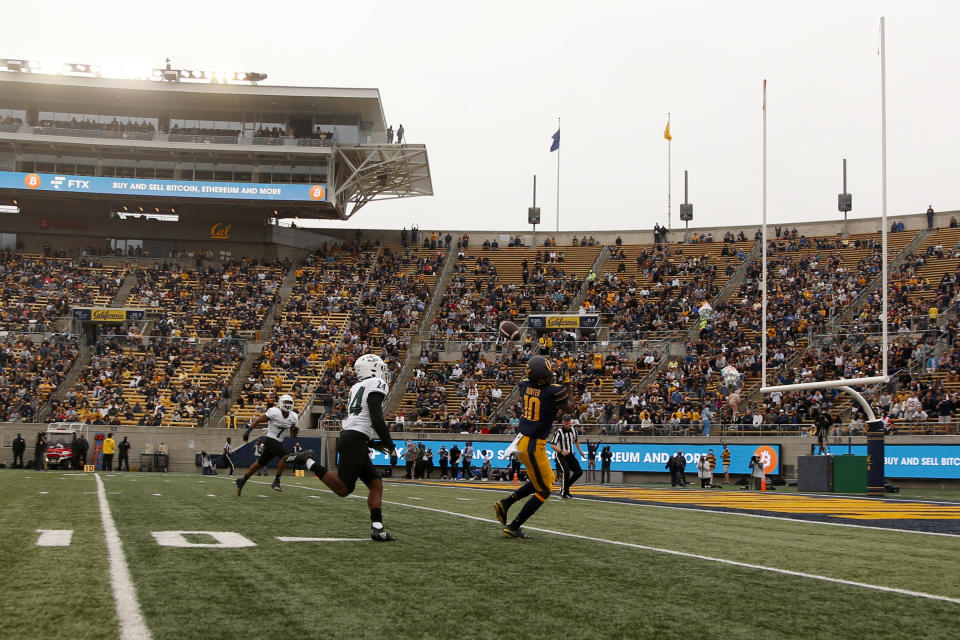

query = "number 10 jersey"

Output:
[[516, 380, 569, 440]]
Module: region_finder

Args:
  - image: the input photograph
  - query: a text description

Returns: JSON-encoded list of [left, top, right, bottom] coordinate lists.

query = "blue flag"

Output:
[[550, 129, 560, 152]]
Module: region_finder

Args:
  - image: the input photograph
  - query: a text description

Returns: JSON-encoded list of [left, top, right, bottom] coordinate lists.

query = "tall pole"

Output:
[[761, 80, 768, 391], [843, 158, 848, 236], [880, 17, 888, 380], [556, 116, 560, 233], [683, 170, 689, 243], [667, 113, 672, 230], [532, 174, 537, 249], [869, 16, 889, 499]]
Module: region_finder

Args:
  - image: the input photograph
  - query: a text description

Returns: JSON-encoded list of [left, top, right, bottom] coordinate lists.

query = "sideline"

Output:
[[380, 498, 960, 606], [236, 477, 960, 605], [390, 480, 960, 538], [95, 474, 152, 640]]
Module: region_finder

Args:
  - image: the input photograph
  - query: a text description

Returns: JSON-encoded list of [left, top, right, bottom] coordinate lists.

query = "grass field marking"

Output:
[[151, 531, 256, 548], [377, 498, 960, 606], [35, 529, 73, 547], [396, 481, 960, 538], [94, 474, 152, 640], [789, 491, 960, 507], [276, 537, 369, 542], [574, 494, 960, 538]]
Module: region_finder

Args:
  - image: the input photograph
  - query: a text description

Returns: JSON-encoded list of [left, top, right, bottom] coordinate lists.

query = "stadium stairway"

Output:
[[110, 269, 139, 307], [205, 261, 303, 429], [735, 230, 925, 416], [490, 252, 608, 420], [568, 246, 611, 310], [257, 265, 299, 343], [39, 342, 92, 421], [384, 243, 457, 415], [624, 241, 761, 404], [830, 228, 929, 328]]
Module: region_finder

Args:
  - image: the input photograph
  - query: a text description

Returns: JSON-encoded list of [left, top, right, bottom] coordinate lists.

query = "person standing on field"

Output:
[[222, 436, 236, 475], [721, 444, 731, 484], [101, 433, 116, 471], [117, 436, 131, 472], [12, 432, 25, 468], [600, 445, 613, 483], [585, 440, 599, 483], [551, 415, 584, 498], [697, 454, 713, 488]]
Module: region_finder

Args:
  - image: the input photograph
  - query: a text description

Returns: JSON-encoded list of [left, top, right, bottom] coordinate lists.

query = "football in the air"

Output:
[[499, 320, 521, 341]]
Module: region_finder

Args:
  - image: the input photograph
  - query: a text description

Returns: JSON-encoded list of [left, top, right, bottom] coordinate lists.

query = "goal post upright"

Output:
[[758, 18, 889, 497]]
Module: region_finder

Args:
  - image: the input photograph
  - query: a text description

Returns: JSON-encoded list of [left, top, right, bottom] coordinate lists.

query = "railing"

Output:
[[0, 122, 22, 133], [92, 334, 247, 350], [32, 126, 154, 141], [0, 322, 59, 333], [311, 419, 960, 437], [250, 136, 334, 148], [167, 133, 240, 144]]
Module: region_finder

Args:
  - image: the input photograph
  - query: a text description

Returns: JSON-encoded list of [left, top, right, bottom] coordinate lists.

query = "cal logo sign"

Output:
[[210, 222, 232, 240]]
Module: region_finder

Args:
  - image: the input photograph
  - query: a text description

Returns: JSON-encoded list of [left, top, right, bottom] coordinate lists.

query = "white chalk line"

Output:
[[382, 499, 960, 606], [392, 481, 960, 539], [94, 474, 151, 640], [276, 537, 368, 542], [238, 476, 960, 604]]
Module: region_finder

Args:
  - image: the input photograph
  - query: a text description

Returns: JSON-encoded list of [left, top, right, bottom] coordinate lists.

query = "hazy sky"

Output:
[[6, 1, 959, 232]]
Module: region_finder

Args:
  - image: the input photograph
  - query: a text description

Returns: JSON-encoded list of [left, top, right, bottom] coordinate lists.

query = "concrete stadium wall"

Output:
[[3, 423, 958, 488], [309, 208, 956, 250]]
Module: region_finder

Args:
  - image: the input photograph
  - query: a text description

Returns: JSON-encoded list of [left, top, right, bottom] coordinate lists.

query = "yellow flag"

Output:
[[663, 120, 672, 141]]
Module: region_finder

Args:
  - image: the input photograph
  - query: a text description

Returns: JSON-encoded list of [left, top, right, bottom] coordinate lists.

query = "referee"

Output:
[[551, 414, 584, 498]]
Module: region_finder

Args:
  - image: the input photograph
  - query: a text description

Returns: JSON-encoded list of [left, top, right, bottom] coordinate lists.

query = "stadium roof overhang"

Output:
[[0, 73, 386, 126], [334, 144, 433, 218]]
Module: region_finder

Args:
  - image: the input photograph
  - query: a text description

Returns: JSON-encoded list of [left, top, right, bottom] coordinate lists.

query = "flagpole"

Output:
[[667, 113, 671, 230], [761, 80, 768, 390], [556, 116, 560, 233]]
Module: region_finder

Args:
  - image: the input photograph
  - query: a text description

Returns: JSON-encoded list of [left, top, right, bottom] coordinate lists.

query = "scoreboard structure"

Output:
[[0, 64, 431, 251]]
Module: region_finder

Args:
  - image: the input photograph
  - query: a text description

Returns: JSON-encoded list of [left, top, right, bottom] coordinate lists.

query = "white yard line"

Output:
[[240, 476, 960, 603], [380, 498, 960, 606], [390, 481, 960, 538], [94, 474, 151, 640], [276, 537, 368, 542]]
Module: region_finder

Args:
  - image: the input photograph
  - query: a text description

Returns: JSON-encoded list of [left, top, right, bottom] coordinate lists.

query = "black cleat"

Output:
[[235, 477, 245, 496], [503, 525, 532, 539], [272, 477, 282, 492], [284, 449, 315, 465], [371, 526, 396, 542], [494, 500, 508, 525]]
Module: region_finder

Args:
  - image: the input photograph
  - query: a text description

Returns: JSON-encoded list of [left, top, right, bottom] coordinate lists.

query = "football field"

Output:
[[3, 470, 960, 640]]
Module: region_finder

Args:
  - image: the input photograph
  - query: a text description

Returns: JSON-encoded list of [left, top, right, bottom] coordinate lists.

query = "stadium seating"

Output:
[[61, 335, 243, 428], [1, 220, 957, 436], [0, 253, 126, 331], [0, 334, 79, 422], [123, 259, 288, 339]]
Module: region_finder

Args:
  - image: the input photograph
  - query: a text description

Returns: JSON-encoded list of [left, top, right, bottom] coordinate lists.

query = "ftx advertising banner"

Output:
[[3, 170, 326, 202]]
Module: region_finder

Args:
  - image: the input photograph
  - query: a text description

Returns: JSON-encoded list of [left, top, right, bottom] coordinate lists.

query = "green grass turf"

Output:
[[3, 470, 960, 639], [0, 471, 119, 640]]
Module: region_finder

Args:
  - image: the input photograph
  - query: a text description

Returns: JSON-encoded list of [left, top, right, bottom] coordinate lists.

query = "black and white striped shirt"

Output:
[[552, 426, 578, 454]]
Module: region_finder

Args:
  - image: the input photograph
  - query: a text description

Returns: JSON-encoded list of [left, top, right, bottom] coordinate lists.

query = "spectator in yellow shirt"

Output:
[[102, 433, 116, 471]]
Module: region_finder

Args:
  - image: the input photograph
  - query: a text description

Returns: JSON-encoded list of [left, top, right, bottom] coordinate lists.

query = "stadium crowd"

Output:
[[0, 253, 126, 330], [0, 334, 79, 422], [53, 336, 243, 427]]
